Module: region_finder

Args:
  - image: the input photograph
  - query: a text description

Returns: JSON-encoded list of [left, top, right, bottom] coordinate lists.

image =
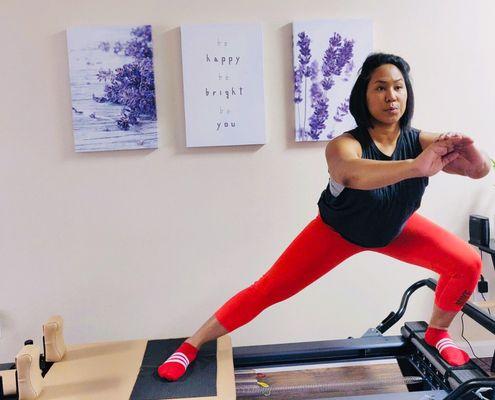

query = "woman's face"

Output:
[[366, 64, 407, 127]]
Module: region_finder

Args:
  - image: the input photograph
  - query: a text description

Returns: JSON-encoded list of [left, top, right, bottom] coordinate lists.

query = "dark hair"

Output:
[[349, 53, 414, 130]]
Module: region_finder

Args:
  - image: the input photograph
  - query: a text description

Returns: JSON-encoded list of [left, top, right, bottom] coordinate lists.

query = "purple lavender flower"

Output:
[[321, 33, 354, 90], [131, 25, 152, 43], [309, 59, 319, 81], [310, 81, 323, 106], [113, 41, 123, 54], [336, 39, 354, 72], [308, 60, 321, 106], [294, 66, 303, 103], [308, 98, 329, 140], [321, 33, 340, 90], [98, 41, 110, 52], [92, 94, 107, 103], [124, 26, 153, 59], [96, 69, 113, 82], [307, 61, 329, 140], [95, 25, 156, 129], [333, 97, 350, 122], [297, 32, 311, 77], [294, 31, 314, 138], [343, 59, 354, 81], [117, 114, 130, 130], [308, 82, 329, 140]]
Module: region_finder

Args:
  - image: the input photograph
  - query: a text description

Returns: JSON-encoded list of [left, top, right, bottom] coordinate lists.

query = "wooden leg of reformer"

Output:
[[15, 344, 44, 400], [0, 369, 17, 398]]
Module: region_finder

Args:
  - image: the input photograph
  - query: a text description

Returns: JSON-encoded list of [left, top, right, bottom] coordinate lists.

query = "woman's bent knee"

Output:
[[464, 254, 482, 281]]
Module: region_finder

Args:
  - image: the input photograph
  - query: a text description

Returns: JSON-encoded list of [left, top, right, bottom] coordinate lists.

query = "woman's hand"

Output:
[[436, 132, 490, 178], [413, 136, 471, 177]]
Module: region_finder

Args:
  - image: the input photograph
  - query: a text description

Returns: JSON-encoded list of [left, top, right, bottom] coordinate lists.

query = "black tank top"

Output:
[[318, 125, 429, 248]]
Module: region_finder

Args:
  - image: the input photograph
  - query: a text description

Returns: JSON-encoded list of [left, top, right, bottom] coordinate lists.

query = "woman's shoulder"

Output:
[[331, 127, 362, 145], [326, 128, 363, 158], [336, 126, 362, 142]]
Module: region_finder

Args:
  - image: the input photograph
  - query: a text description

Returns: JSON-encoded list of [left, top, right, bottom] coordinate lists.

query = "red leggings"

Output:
[[215, 213, 482, 332]]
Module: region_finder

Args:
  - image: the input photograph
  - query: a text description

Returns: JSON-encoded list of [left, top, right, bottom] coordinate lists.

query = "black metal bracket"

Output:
[[375, 278, 495, 374], [375, 279, 431, 334]]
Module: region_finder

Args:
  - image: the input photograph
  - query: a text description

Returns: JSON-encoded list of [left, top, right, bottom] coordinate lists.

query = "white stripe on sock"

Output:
[[437, 344, 460, 354], [165, 357, 188, 369], [165, 357, 189, 368], [437, 342, 457, 352], [436, 338, 453, 346], [173, 352, 189, 364], [168, 354, 189, 364], [436, 338, 452, 347], [165, 352, 190, 369], [437, 341, 458, 350]]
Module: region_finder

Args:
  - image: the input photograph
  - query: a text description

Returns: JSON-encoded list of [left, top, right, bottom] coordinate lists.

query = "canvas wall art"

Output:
[[293, 20, 373, 142], [67, 25, 158, 152], [181, 23, 266, 147]]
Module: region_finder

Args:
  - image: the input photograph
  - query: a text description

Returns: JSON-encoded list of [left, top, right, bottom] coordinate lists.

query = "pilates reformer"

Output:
[[0, 278, 494, 400], [232, 278, 495, 400]]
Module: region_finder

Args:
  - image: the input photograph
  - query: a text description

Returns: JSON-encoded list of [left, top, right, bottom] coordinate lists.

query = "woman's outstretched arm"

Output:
[[419, 131, 491, 179], [326, 133, 467, 190]]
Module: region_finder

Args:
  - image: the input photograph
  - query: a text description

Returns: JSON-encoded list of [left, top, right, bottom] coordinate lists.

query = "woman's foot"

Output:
[[158, 341, 198, 381], [425, 327, 470, 366]]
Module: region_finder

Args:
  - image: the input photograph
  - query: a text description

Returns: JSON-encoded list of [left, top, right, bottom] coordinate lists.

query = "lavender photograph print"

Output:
[[66, 25, 158, 152], [293, 20, 373, 142]]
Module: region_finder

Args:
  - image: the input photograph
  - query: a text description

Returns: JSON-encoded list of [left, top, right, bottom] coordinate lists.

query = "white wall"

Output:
[[1, 0, 494, 362]]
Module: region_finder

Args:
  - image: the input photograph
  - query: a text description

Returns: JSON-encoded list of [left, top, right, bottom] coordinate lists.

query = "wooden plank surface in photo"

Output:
[[237, 361, 410, 399]]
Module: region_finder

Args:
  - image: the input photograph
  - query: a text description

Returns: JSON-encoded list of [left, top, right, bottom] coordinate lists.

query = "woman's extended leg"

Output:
[[158, 215, 364, 380], [373, 213, 482, 366]]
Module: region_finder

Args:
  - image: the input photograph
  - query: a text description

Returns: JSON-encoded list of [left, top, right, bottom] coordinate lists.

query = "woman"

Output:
[[158, 53, 491, 381]]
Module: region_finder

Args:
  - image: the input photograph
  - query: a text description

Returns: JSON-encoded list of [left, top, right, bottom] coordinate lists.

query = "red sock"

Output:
[[158, 342, 198, 381], [425, 327, 470, 366]]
